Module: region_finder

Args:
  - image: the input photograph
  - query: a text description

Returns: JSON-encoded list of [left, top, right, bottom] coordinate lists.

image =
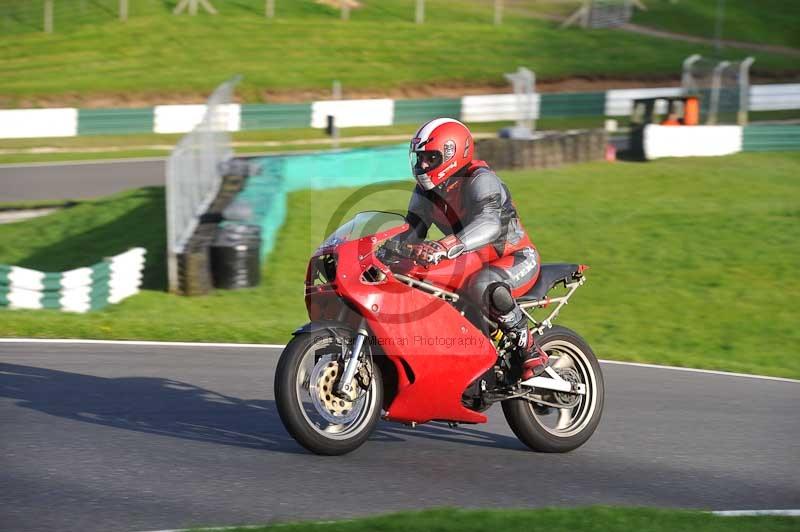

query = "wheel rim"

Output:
[[294, 336, 378, 440], [528, 339, 598, 438]]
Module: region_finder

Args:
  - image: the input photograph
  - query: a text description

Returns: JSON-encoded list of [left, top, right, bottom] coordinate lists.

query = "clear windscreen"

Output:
[[319, 211, 406, 249]]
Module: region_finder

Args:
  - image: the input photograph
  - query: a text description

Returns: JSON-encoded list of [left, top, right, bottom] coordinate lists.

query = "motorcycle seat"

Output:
[[516, 263, 582, 303]]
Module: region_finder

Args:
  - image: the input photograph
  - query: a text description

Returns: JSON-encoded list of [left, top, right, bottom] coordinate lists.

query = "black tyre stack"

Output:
[[175, 159, 259, 296], [475, 129, 607, 171], [210, 224, 262, 289]]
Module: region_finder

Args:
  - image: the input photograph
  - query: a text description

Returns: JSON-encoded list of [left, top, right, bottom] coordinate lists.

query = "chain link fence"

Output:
[[560, 0, 637, 29], [166, 76, 239, 294], [587, 0, 632, 28], [1, 1, 587, 34]]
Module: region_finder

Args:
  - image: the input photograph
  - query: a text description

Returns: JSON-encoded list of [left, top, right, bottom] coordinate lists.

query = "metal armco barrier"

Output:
[[1, 84, 797, 139], [0, 248, 146, 313], [742, 124, 800, 151]]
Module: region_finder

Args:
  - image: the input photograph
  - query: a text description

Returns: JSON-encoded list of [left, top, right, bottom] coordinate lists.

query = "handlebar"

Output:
[[377, 239, 422, 275], [381, 239, 415, 260]]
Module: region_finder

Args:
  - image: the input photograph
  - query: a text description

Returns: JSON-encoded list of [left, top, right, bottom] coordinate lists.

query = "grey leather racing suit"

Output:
[[401, 162, 540, 330]]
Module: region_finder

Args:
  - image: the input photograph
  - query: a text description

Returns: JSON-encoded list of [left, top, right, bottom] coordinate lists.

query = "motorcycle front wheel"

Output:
[[274, 330, 383, 455], [502, 325, 604, 453]]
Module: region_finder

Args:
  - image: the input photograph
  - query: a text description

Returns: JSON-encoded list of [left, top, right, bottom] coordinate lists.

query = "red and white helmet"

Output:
[[410, 118, 474, 191]]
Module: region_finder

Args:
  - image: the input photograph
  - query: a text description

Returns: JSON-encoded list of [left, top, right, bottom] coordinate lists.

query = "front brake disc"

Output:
[[309, 355, 364, 425]]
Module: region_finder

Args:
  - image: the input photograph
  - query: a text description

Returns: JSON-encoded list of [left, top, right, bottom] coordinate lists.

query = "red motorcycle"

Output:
[[275, 211, 604, 455]]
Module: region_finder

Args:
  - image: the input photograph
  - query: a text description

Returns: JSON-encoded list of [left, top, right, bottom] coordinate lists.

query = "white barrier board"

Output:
[[155, 104, 241, 134], [310, 99, 394, 129], [644, 125, 743, 160], [749, 83, 800, 111], [461, 94, 540, 123], [0, 108, 78, 139]]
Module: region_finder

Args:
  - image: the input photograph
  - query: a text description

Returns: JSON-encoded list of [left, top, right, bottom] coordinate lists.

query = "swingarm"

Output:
[[520, 366, 586, 395]]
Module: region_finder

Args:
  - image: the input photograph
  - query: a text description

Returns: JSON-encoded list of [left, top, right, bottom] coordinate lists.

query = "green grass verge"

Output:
[[1, 152, 798, 379], [204, 507, 798, 532], [632, 0, 800, 49], [0, 1, 796, 107]]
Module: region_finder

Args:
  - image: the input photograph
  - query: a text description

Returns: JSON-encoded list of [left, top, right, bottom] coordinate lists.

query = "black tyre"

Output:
[[502, 325, 604, 453], [274, 330, 383, 455]]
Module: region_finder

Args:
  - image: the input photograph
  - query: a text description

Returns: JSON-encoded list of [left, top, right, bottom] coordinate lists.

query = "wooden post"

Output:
[[560, 0, 590, 29], [265, 0, 274, 18], [119, 0, 128, 21], [415, 0, 424, 24], [44, 0, 53, 33], [174, 0, 190, 15], [198, 0, 218, 14], [494, 0, 503, 25], [342, 3, 350, 20]]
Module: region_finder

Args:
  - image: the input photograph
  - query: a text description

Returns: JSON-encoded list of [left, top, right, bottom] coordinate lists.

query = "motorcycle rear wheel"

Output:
[[502, 325, 604, 453], [275, 330, 383, 456]]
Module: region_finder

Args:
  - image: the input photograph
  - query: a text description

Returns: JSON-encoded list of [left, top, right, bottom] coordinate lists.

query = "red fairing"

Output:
[[322, 234, 496, 424], [286, 208, 602, 453], [407, 252, 484, 292]]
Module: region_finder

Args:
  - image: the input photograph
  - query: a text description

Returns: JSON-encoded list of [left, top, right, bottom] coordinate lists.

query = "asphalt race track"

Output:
[[0, 159, 165, 202], [1, 341, 798, 532]]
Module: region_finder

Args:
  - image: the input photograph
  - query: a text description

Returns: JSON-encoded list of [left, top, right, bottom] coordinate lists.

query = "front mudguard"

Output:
[[292, 320, 356, 338], [292, 320, 398, 412]]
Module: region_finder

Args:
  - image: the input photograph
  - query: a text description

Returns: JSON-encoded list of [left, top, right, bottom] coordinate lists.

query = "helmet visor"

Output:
[[410, 150, 443, 177]]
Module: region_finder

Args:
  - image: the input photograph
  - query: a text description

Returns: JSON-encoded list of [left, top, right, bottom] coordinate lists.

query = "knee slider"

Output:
[[485, 281, 515, 315]]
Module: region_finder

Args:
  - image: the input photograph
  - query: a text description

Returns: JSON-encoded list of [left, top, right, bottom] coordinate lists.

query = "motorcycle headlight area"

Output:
[[309, 254, 337, 285]]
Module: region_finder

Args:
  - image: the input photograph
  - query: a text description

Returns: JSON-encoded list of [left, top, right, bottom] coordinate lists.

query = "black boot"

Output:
[[499, 312, 549, 380], [515, 327, 549, 380]]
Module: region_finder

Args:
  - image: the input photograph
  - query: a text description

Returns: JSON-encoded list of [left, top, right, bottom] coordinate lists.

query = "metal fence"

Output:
[[561, 0, 634, 29], [1, 1, 582, 34], [742, 124, 800, 152], [587, 0, 632, 28], [0, 0, 130, 34], [166, 77, 239, 294], [2, 83, 799, 140], [682, 54, 755, 125]]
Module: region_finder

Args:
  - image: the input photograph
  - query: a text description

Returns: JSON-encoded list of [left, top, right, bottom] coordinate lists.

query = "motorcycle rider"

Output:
[[398, 118, 548, 379]]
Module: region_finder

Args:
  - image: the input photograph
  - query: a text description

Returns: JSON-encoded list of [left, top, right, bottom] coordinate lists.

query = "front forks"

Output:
[[335, 320, 369, 398]]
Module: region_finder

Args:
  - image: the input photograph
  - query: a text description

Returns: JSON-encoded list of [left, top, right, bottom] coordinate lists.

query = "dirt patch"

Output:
[[0, 208, 61, 224], [0, 91, 230, 110], [316, 0, 362, 9], [3, 73, 798, 109]]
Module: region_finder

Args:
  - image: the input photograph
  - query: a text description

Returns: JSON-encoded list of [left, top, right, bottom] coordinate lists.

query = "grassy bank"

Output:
[[1, 152, 798, 378], [632, 0, 800, 49], [0, 1, 796, 107], [203, 507, 798, 532]]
